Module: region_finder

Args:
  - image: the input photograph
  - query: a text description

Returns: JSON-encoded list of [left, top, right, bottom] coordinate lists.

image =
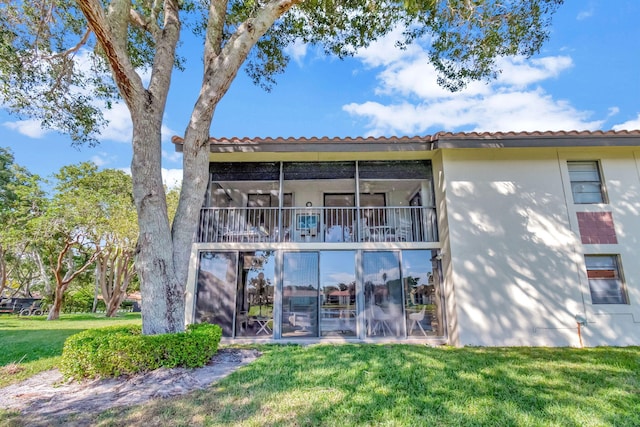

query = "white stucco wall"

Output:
[[441, 148, 640, 347]]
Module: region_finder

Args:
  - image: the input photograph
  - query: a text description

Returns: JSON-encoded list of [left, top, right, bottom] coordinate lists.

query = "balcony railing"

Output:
[[198, 206, 437, 243]]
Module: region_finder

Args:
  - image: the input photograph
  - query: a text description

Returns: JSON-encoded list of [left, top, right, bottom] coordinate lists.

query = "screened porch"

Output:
[[198, 160, 438, 244]]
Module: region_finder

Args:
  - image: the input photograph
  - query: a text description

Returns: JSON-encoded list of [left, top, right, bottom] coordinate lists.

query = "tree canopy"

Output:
[[0, 0, 564, 334], [1, 0, 563, 143]]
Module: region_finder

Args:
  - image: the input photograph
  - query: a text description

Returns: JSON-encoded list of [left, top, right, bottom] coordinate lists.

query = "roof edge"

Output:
[[171, 130, 640, 152]]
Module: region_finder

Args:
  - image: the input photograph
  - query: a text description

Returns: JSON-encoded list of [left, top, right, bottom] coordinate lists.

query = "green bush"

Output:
[[60, 323, 222, 379]]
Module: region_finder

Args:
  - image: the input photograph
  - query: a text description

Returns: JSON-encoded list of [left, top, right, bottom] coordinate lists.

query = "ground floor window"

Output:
[[194, 249, 444, 339], [585, 255, 628, 304]]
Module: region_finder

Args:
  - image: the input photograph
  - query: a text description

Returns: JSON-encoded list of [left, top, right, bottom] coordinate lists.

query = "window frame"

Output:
[[584, 254, 628, 305], [567, 160, 606, 204]]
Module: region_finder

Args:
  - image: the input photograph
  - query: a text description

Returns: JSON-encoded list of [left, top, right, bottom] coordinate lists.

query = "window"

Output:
[[585, 255, 628, 304], [568, 161, 605, 204]]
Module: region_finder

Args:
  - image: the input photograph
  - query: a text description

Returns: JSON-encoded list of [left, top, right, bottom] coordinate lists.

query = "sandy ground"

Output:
[[0, 348, 261, 426]]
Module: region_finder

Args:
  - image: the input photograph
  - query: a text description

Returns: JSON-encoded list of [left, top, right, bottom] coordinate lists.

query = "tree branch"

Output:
[[204, 0, 229, 62], [129, 9, 148, 30], [146, 0, 181, 105], [46, 28, 92, 59], [76, 0, 144, 106]]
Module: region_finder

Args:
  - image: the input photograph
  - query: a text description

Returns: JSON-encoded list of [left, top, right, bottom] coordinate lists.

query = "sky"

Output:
[[2, 1, 640, 185]]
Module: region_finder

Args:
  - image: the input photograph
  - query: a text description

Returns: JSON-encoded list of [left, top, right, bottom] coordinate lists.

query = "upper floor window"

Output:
[[585, 255, 628, 304], [568, 161, 605, 204]]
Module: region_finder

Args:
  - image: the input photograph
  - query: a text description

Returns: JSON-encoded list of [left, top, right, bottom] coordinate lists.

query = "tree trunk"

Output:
[[78, 0, 298, 334], [46, 238, 100, 320], [99, 247, 135, 317], [131, 111, 185, 334], [106, 291, 128, 317], [92, 262, 100, 313], [47, 283, 66, 320], [34, 251, 52, 298], [0, 245, 6, 299]]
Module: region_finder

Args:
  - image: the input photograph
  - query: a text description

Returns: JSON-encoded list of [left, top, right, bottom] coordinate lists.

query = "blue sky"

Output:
[[2, 1, 639, 184]]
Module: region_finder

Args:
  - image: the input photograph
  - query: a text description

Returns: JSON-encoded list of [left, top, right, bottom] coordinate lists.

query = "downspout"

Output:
[[355, 161, 361, 239], [278, 162, 284, 241]]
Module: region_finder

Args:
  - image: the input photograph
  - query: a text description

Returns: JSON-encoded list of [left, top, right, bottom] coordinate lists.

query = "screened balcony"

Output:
[[198, 160, 438, 244], [197, 206, 438, 243]]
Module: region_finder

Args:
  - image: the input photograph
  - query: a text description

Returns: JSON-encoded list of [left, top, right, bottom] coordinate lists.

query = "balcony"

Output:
[[197, 206, 438, 243]]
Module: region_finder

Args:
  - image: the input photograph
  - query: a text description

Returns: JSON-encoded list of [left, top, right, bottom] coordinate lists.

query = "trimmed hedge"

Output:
[[60, 323, 222, 379]]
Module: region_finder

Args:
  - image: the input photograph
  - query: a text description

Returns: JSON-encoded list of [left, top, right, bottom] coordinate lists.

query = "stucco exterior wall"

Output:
[[441, 148, 640, 346]]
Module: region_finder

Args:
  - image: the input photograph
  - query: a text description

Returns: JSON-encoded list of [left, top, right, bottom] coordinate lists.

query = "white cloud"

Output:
[[495, 56, 573, 87], [100, 102, 133, 142], [577, 6, 595, 21], [355, 27, 425, 68], [119, 167, 182, 189], [2, 119, 51, 139], [91, 155, 107, 167], [612, 113, 640, 131], [162, 149, 182, 163], [284, 40, 308, 66], [344, 88, 603, 136], [345, 36, 602, 135], [161, 124, 177, 143], [162, 168, 183, 189]]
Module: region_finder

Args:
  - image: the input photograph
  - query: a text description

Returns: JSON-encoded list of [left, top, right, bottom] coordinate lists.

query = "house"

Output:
[[174, 130, 640, 347]]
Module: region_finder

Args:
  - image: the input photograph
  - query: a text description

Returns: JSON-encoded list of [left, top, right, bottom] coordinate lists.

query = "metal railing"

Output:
[[197, 206, 437, 243]]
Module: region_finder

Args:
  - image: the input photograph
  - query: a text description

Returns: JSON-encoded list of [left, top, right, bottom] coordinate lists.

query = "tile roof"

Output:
[[171, 129, 640, 145], [171, 130, 640, 153], [170, 135, 429, 144]]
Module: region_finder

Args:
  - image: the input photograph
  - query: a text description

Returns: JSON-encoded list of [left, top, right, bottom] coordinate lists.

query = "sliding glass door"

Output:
[[195, 252, 238, 337], [196, 249, 443, 340], [363, 251, 404, 338], [320, 251, 357, 336], [281, 251, 358, 338], [282, 252, 319, 337]]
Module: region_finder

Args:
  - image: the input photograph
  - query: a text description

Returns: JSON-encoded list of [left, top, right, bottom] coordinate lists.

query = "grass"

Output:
[[88, 345, 639, 427], [1, 316, 639, 426], [0, 312, 141, 387]]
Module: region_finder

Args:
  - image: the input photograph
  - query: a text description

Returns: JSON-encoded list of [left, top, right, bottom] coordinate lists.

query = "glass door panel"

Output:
[[282, 252, 319, 337], [363, 251, 404, 338], [195, 252, 238, 337], [320, 251, 357, 337], [236, 251, 275, 338], [402, 250, 439, 337]]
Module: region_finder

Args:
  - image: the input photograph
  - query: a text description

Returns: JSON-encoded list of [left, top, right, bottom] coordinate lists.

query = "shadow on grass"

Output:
[[56, 345, 640, 427]]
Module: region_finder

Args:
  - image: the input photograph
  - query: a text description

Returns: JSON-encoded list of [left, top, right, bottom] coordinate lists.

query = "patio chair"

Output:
[[368, 304, 394, 336], [408, 306, 428, 336], [325, 225, 344, 242], [358, 217, 372, 241], [288, 312, 312, 332], [394, 218, 413, 241]]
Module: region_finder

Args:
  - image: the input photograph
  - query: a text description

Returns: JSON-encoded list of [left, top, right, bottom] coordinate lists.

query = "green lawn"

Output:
[[88, 345, 639, 427], [1, 316, 639, 426], [0, 312, 141, 387]]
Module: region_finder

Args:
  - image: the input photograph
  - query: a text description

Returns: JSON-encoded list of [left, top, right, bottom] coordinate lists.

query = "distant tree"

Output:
[[37, 164, 106, 319], [0, 148, 45, 299], [0, 0, 564, 333], [93, 170, 138, 317]]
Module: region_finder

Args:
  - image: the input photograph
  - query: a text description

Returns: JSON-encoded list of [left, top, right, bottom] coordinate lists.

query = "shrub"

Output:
[[60, 323, 222, 379]]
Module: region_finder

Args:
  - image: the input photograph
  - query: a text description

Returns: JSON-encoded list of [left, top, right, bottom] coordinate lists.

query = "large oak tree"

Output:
[[0, 0, 563, 334]]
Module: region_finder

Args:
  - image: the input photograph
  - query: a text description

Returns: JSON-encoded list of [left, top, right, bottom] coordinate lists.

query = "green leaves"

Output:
[[60, 322, 222, 378], [0, 1, 113, 144], [0, 0, 564, 141]]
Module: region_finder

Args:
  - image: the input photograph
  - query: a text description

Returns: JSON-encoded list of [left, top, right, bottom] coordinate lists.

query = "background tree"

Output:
[[39, 163, 108, 319], [93, 170, 138, 317], [0, 0, 564, 333], [0, 148, 46, 300]]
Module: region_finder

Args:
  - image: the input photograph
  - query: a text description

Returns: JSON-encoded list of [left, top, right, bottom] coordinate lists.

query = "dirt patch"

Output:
[[0, 348, 260, 426]]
